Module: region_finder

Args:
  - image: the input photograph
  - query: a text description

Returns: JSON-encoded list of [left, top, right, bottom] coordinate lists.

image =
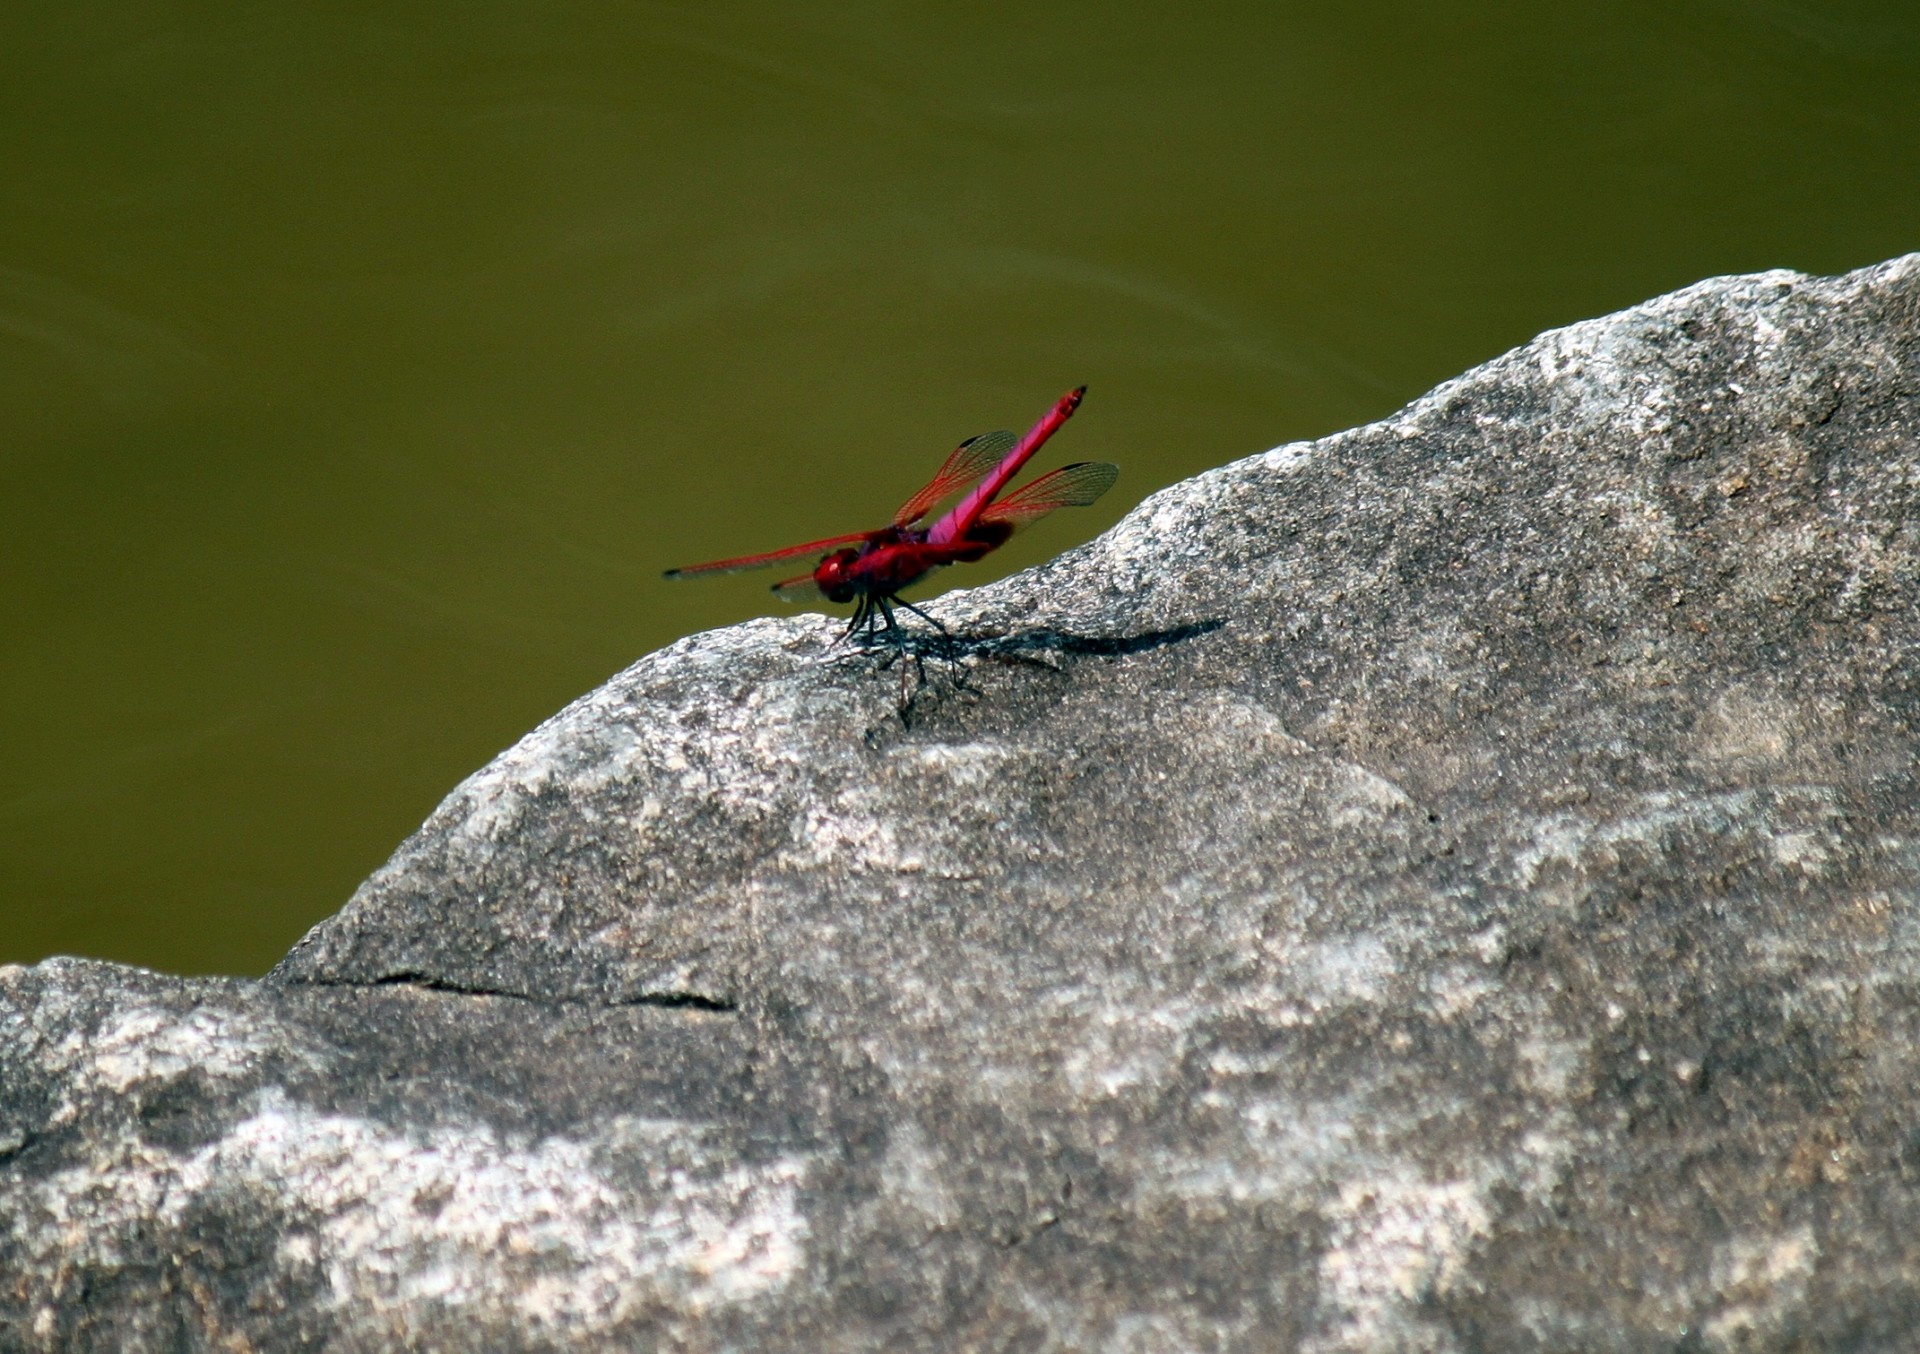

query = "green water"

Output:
[[4, 2, 1917, 975]]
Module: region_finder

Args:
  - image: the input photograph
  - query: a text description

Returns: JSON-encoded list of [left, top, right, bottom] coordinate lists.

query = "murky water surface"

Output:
[[4, 2, 1917, 972]]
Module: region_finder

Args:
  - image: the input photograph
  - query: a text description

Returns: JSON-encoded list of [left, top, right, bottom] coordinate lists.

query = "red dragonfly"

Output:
[[665, 387, 1116, 644]]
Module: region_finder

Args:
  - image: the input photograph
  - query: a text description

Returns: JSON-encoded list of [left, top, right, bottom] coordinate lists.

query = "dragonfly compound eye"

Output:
[[815, 549, 860, 602]]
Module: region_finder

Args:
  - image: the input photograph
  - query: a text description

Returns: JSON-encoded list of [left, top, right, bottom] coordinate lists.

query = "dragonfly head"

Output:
[[813, 548, 863, 603]]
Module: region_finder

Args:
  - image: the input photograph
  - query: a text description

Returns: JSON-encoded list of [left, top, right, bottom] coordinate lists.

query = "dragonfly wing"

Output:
[[973, 461, 1119, 527], [663, 531, 875, 579], [771, 570, 825, 600], [891, 430, 1018, 527], [926, 386, 1084, 546]]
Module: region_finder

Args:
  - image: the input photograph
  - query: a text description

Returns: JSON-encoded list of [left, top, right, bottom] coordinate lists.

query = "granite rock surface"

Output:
[[5, 256, 1920, 1351]]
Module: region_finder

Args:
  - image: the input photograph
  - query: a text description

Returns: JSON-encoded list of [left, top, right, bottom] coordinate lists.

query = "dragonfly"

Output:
[[664, 386, 1117, 649]]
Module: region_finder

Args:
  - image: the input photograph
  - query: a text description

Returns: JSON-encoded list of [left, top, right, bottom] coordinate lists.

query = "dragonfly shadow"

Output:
[[946, 616, 1227, 663], [850, 617, 1228, 737]]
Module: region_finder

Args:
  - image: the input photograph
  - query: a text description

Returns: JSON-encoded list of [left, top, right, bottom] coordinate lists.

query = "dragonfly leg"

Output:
[[842, 596, 874, 645], [892, 598, 942, 633], [841, 593, 901, 644], [876, 597, 906, 701], [876, 595, 934, 693], [893, 599, 957, 659], [844, 594, 903, 671]]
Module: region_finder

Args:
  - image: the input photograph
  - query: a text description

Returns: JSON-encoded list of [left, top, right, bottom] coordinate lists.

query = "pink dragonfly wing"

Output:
[[663, 530, 876, 579], [973, 461, 1119, 527], [891, 430, 1017, 527], [771, 569, 825, 599], [927, 387, 1085, 546], [667, 391, 1099, 593]]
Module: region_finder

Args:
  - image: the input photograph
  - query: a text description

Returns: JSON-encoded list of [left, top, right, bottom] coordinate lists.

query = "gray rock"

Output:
[[6, 255, 1920, 1351]]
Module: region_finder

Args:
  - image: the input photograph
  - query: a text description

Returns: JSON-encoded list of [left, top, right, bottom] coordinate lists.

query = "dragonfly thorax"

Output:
[[814, 527, 939, 602]]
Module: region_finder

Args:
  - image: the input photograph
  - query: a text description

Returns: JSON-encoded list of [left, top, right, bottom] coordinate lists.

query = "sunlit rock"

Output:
[[5, 255, 1920, 1350]]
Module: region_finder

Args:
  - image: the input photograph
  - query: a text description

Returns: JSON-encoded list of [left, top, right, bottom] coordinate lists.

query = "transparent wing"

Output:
[[663, 531, 875, 579], [973, 461, 1119, 527], [891, 430, 1018, 527], [771, 570, 824, 600]]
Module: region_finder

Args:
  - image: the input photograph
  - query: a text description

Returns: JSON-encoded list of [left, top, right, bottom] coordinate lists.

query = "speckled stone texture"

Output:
[[5, 256, 1920, 1351]]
